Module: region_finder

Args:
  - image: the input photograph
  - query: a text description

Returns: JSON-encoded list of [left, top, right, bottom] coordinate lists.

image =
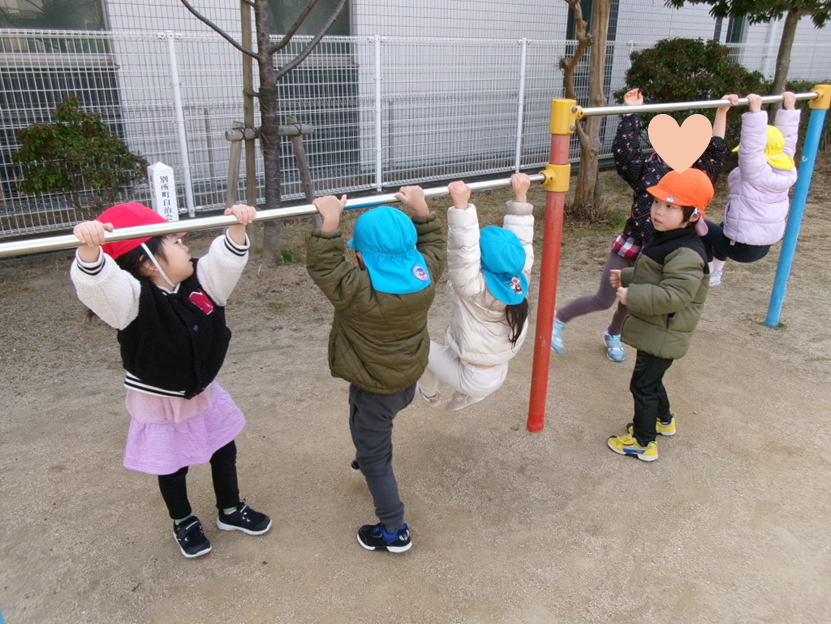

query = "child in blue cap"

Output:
[[306, 190, 446, 553], [416, 174, 535, 411]]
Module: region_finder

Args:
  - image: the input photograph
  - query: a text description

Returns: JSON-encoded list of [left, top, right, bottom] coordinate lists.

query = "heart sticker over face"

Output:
[[647, 114, 712, 173]]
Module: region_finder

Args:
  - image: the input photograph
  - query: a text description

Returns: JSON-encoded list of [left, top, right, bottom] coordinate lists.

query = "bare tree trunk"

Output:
[[769, 8, 802, 124], [253, 1, 283, 262], [572, 0, 612, 214]]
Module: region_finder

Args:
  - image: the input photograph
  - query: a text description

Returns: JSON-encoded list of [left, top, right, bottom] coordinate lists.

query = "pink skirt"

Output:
[[122, 382, 245, 476]]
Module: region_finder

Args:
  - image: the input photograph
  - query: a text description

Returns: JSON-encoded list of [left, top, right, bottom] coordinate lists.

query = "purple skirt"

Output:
[[123, 382, 245, 476]]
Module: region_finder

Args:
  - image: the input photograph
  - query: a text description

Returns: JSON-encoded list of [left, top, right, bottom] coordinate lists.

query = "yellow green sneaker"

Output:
[[627, 413, 676, 437], [607, 434, 658, 461]]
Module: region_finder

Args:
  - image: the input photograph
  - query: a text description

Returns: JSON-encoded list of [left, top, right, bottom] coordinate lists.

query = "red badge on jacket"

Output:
[[189, 290, 215, 315]]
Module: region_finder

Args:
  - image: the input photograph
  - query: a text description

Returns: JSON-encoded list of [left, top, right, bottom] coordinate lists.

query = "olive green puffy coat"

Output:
[[620, 231, 709, 360], [306, 213, 446, 394]]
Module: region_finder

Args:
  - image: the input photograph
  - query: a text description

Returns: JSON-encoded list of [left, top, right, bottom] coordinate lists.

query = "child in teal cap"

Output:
[[416, 174, 535, 412], [306, 191, 446, 553]]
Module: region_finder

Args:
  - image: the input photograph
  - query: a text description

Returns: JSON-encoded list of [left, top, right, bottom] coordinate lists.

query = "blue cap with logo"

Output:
[[479, 226, 527, 305], [347, 206, 431, 295]]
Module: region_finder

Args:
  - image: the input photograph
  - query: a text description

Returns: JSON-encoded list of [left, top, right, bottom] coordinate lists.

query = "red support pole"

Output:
[[527, 101, 576, 432]]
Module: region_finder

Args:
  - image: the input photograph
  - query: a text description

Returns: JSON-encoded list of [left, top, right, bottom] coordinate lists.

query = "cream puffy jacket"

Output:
[[443, 200, 534, 366]]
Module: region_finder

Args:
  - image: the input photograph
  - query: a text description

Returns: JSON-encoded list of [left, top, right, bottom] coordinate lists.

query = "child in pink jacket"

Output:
[[697, 92, 800, 286]]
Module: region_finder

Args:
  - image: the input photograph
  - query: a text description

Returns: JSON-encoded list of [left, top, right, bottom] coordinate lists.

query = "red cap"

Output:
[[647, 169, 714, 218], [96, 203, 168, 259]]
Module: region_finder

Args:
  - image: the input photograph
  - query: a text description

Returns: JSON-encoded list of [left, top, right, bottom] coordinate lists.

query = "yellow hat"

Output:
[[731, 125, 795, 170]]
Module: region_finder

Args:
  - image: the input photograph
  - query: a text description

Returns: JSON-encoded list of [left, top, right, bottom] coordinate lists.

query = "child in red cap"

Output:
[[70, 202, 271, 558], [607, 169, 712, 461]]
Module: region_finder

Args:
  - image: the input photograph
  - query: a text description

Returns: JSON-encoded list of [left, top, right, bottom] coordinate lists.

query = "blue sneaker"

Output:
[[551, 319, 565, 353], [603, 328, 625, 362], [357, 522, 412, 553]]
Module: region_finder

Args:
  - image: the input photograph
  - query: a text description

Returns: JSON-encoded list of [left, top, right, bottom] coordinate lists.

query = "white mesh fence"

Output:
[[1, 29, 830, 239]]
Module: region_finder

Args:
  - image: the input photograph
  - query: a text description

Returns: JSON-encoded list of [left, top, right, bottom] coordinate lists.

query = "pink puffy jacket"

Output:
[[723, 109, 800, 246]]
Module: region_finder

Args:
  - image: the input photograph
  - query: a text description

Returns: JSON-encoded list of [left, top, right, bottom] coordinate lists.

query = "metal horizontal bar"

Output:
[[0, 174, 545, 259], [579, 92, 819, 117]]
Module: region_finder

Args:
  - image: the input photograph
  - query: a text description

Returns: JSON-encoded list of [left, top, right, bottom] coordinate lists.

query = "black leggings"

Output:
[[157, 441, 240, 520], [701, 220, 771, 263]]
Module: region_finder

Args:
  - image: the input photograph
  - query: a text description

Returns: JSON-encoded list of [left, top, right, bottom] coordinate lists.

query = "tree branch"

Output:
[[272, 0, 348, 81], [559, 0, 593, 101], [178, 0, 260, 59], [267, 0, 320, 55]]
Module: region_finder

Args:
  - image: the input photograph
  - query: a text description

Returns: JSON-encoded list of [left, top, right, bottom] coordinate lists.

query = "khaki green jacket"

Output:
[[306, 213, 446, 394], [620, 230, 709, 360]]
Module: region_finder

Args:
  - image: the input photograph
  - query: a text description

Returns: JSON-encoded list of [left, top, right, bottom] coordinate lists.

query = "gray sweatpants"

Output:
[[348, 383, 415, 530]]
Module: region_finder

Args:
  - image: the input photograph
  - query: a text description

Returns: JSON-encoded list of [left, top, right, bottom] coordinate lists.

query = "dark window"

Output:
[[268, 0, 350, 36], [0, 0, 106, 30]]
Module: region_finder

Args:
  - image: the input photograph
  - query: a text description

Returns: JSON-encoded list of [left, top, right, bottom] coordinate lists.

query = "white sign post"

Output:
[[147, 162, 179, 222]]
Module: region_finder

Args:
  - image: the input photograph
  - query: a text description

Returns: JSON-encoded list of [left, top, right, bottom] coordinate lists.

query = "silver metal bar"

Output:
[[579, 92, 819, 117], [0, 174, 545, 259]]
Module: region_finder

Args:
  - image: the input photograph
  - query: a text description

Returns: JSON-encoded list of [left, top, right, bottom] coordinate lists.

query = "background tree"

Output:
[[14, 97, 148, 218], [180, 0, 347, 260], [664, 0, 831, 119], [560, 0, 616, 222]]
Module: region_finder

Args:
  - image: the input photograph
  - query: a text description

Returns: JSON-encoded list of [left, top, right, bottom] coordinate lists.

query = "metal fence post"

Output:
[[374, 35, 383, 192], [165, 31, 196, 218], [514, 38, 528, 173]]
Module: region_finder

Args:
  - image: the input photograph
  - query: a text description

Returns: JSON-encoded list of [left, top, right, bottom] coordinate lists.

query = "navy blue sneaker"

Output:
[[173, 516, 211, 558], [357, 522, 412, 553], [216, 503, 272, 536]]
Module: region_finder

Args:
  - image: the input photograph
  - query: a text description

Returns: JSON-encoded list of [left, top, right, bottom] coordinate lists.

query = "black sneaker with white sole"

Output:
[[357, 522, 412, 553], [216, 503, 272, 536], [351, 459, 361, 473], [173, 516, 212, 558]]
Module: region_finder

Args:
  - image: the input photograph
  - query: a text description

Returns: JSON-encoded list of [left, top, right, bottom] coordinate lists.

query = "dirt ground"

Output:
[[1, 152, 830, 624]]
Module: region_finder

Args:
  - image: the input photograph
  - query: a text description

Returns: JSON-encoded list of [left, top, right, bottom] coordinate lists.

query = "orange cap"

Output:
[[647, 169, 714, 218]]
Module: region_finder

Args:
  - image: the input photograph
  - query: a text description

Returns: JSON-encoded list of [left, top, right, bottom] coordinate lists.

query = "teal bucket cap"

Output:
[[479, 226, 527, 305], [347, 206, 431, 295]]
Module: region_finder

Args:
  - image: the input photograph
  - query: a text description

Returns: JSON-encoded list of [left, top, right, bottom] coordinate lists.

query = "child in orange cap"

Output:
[[697, 92, 800, 286], [607, 169, 712, 461]]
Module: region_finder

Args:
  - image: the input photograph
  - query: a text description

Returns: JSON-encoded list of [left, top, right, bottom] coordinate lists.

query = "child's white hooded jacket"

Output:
[[443, 200, 534, 366]]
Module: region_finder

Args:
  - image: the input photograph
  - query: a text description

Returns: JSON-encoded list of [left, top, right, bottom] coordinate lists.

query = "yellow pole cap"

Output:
[[550, 99, 578, 135], [809, 85, 831, 110]]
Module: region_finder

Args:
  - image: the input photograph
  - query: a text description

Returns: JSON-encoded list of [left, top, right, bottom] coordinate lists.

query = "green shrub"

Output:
[[14, 97, 148, 217], [614, 38, 770, 147]]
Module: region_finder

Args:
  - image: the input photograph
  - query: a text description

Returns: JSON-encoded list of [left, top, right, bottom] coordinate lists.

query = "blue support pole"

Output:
[[766, 86, 830, 327]]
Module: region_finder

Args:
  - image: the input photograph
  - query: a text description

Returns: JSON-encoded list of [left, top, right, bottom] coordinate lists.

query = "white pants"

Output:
[[418, 341, 508, 399]]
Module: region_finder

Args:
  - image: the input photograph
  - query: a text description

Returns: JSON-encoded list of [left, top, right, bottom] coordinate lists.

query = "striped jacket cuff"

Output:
[[223, 232, 249, 257], [75, 250, 106, 276]]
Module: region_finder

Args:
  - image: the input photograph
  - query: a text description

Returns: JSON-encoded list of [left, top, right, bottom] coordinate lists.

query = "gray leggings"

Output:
[[556, 249, 634, 336], [348, 383, 415, 530]]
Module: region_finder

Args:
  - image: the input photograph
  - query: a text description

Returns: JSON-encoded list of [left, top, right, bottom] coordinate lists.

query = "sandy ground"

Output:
[[1, 154, 830, 624]]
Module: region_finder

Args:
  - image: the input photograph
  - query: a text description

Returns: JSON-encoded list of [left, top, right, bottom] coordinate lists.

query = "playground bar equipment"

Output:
[[526, 86, 830, 433], [766, 86, 831, 326], [0, 176, 544, 259]]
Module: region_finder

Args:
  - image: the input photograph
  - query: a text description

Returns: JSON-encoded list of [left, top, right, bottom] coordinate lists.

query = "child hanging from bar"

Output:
[[70, 202, 271, 559], [696, 92, 801, 286], [415, 174, 535, 412], [306, 190, 446, 553], [550, 87, 729, 362]]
